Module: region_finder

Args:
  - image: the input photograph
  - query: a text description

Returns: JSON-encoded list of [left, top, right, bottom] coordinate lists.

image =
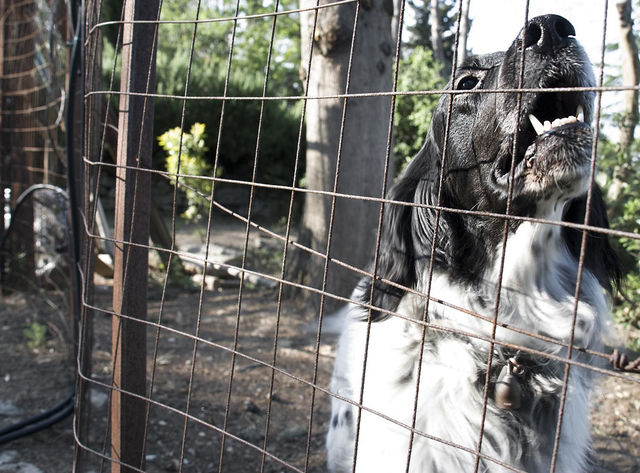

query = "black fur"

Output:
[[362, 15, 621, 321]]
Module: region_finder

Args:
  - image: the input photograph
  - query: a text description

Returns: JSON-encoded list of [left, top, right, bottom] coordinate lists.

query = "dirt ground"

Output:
[[1, 287, 335, 473], [1, 221, 639, 473]]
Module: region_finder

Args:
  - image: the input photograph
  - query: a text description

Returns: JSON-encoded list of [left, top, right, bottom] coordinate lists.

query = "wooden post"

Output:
[[110, 0, 159, 471]]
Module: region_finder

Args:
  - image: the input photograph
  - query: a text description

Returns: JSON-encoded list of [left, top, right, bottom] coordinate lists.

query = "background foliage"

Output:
[[102, 0, 303, 188], [405, 0, 458, 75], [597, 1, 640, 344], [159, 122, 212, 221], [394, 46, 444, 174], [599, 136, 640, 346]]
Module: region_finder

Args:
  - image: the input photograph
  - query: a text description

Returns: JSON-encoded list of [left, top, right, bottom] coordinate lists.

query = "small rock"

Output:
[[0, 451, 18, 464], [243, 399, 261, 414], [167, 458, 180, 472], [0, 463, 44, 473], [90, 389, 109, 409], [0, 400, 20, 416]]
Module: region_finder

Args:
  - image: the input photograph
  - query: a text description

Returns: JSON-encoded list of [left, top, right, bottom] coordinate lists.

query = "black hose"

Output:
[[0, 184, 76, 445], [0, 184, 69, 251], [0, 394, 75, 445]]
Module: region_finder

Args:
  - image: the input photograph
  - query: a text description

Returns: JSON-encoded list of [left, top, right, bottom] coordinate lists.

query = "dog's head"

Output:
[[435, 15, 595, 215], [364, 15, 620, 319]]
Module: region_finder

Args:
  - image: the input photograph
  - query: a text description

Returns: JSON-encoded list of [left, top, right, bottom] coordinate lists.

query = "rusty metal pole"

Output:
[[110, 0, 159, 471]]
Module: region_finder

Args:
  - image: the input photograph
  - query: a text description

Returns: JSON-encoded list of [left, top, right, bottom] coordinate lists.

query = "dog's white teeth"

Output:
[[529, 114, 545, 135], [552, 116, 577, 128], [529, 109, 585, 136]]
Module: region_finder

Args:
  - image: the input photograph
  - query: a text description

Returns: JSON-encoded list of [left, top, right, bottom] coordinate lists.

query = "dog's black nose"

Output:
[[523, 15, 576, 54]]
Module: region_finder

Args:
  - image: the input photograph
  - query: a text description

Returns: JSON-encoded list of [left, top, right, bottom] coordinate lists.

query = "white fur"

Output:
[[326, 212, 609, 473]]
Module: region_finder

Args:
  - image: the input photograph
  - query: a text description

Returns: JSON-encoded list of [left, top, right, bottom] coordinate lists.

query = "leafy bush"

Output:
[[24, 320, 47, 349], [394, 47, 445, 175], [152, 0, 303, 187], [159, 123, 214, 221], [598, 137, 640, 340], [404, 0, 459, 76], [102, 0, 304, 189]]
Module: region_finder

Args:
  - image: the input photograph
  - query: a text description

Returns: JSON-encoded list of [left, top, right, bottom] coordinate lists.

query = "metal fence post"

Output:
[[110, 0, 159, 471]]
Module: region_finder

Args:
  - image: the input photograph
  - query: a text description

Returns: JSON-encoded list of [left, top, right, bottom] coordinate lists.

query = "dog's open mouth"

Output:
[[527, 104, 584, 142], [495, 87, 593, 188], [524, 101, 587, 167]]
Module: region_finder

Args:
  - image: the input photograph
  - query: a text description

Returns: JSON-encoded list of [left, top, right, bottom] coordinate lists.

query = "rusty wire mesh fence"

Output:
[[0, 0, 76, 460], [2, 0, 640, 472], [76, 0, 640, 471]]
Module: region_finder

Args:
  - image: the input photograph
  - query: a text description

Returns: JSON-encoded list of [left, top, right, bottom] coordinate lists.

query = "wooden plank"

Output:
[[110, 0, 159, 471]]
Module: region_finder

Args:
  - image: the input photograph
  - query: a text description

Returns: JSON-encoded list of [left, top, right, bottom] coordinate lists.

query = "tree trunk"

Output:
[[430, 0, 445, 66], [298, 0, 394, 313], [609, 0, 640, 201], [457, 0, 471, 67], [617, 0, 640, 150], [391, 0, 403, 46]]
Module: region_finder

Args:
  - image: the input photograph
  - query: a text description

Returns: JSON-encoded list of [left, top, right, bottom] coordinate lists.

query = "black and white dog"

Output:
[[327, 15, 620, 473]]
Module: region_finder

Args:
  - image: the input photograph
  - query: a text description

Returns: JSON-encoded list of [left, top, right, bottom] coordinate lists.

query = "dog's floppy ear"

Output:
[[359, 137, 446, 321], [562, 185, 622, 294]]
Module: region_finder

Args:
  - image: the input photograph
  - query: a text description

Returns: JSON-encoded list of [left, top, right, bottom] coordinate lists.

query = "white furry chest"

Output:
[[328, 294, 597, 473], [330, 317, 488, 472], [327, 222, 608, 473], [425, 221, 608, 353]]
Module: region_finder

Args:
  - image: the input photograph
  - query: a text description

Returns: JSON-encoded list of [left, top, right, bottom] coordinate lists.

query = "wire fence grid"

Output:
[[1, 0, 640, 472], [0, 0, 76, 458]]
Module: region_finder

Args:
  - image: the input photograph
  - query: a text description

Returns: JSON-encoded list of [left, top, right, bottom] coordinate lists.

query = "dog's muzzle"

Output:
[[497, 15, 595, 196]]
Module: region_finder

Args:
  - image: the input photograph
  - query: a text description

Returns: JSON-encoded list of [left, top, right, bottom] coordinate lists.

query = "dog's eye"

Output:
[[456, 76, 480, 90]]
